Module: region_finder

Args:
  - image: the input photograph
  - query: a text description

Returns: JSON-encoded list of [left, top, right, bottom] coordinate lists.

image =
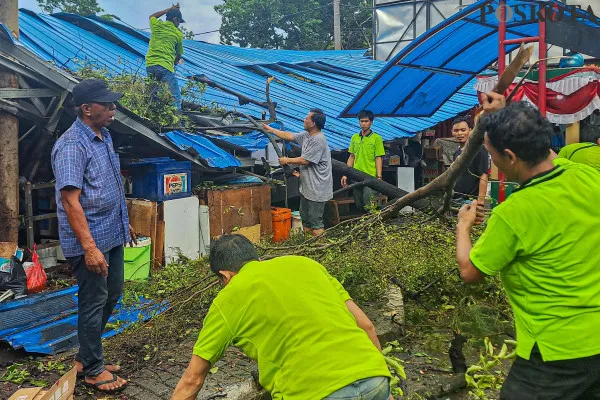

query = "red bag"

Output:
[[26, 244, 47, 294]]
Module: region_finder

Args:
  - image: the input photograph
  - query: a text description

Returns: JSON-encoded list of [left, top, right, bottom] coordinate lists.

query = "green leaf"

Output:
[[413, 352, 428, 357], [210, 367, 219, 374]]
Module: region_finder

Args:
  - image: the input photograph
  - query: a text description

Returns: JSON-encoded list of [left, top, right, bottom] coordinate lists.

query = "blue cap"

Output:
[[166, 8, 185, 23]]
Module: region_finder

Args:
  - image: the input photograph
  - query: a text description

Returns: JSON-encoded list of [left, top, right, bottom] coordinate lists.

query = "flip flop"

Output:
[[76, 362, 121, 379], [83, 372, 128, 394]]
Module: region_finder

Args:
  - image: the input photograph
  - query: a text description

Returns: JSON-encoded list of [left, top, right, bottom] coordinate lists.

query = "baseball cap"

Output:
[[72, 79, 123, 107], [166, 8, 185, 23]]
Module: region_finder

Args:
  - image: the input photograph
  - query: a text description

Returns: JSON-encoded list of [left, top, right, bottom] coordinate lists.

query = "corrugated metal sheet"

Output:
[[163, 131, 242, 168], [342, 0, 600, 118], [14, 9, 481, 151], [0, 286, 168, 355]]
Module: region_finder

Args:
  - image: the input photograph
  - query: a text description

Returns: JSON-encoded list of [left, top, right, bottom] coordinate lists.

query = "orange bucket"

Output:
[[271, 207, 292, 242]]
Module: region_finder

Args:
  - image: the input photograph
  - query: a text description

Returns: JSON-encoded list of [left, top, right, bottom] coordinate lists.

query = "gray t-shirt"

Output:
[[294, 131, 333, 202]]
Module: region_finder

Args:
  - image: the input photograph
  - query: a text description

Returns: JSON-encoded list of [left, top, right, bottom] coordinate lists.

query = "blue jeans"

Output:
[[146, 65, 182, 110], [69, 245, 124, 377], [325, 376, 391, 400]]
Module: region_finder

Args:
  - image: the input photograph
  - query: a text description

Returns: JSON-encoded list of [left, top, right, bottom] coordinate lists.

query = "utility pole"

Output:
[[334, 0, 341, 50], [0, 0, 20, 247]]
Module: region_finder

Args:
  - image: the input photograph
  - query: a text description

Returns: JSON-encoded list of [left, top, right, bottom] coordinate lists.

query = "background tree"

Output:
[[215, 0, 372, 50], [180, 26, 196, 40], [37, 0, 104, 15]]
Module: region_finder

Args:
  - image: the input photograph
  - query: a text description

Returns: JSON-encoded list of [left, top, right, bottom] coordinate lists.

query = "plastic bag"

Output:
[[0, 256, 27, 297], [25, 244, 47, 294]]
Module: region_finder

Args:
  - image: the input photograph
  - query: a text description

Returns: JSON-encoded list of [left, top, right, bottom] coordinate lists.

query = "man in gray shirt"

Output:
[[263, 109, 333, 236]]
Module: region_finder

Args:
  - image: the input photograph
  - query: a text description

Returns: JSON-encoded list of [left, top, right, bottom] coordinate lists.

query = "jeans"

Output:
[[146, 65, 182, 110], [501, 344, 600, 400], [68, 245, 124, 377], [325, 376, 391, 400]]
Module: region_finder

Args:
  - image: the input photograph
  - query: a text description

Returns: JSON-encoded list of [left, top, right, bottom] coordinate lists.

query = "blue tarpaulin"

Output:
[[0, 286, 168, 355]]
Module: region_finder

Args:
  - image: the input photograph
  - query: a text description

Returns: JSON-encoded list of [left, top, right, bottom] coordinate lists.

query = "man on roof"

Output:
[[146, 3, 185, 110]]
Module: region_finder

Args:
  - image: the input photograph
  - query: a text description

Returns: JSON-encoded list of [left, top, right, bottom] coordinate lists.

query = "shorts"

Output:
[[299, 194, 326, 230]]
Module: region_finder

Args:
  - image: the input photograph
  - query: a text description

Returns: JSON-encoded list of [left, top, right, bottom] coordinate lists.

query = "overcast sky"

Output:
[[18, 0, 223, 43]]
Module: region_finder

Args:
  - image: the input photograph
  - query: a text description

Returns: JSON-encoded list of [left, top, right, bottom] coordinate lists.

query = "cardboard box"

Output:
[[9, 367, 76, 400]]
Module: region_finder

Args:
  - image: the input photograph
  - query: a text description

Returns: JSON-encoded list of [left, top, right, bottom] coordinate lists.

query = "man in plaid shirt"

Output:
[[51, 79, 135, 394]]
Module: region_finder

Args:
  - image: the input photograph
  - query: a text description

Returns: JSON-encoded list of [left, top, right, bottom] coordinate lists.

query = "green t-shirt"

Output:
[[470, 158, 600, 362], [349, 131, 386, 177], [193, 256, 390, 400], [557, 142, 600, 173], [145, 17, 184, 72]]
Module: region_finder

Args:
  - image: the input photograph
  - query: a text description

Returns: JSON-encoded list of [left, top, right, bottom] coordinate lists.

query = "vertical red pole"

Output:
[[497, 0, 507, 203], [538, 6, 547, 117]]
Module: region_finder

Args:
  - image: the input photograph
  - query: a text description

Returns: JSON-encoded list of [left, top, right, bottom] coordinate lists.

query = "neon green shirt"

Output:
[[193, 256, 390, 400], [349, 131, 386, 177], [557, 142, 600, 172], [145, 17, 183, 73], [470, 158, 600, 361]]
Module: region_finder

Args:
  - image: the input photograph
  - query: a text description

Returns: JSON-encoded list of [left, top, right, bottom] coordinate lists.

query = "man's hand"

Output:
[[171, 3, 180, 9], [482, 92, 506, 113], [292, 170, 300, 178], [279, 157, 289, 165], [262, 124, 274, 134], [341, 175, 348, 187], [129, 225, 138, 247], [457, 200, 485, 230], [85, 247, 108, 277]]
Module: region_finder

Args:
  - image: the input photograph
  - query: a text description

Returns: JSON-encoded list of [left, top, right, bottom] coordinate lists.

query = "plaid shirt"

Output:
[[51, 118, 130, 258]]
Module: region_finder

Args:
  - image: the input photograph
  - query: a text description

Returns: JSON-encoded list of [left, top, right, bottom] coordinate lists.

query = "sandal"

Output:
[[76, 362, 121, 379], [83, 372, 128, 394]]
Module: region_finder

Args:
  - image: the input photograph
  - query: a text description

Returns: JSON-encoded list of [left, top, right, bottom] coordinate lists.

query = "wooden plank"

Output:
[[208, 190, 223, 238], [127, 199, 157, 238], [260, 210, 272, 236], [154, 221, 165, 269]]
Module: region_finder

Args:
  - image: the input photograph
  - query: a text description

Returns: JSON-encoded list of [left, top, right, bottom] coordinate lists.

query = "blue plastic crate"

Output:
[[128, 157, 192, 201]]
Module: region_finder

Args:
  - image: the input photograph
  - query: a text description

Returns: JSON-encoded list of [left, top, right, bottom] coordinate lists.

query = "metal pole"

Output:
[[334, 0, 342, 50], [497, 0, 507, 203], [538, 6, 547, 117], [0, 0, 20, 244]]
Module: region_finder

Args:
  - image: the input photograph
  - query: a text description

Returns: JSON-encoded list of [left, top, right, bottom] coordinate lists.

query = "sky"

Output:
[[18, 0, 224, 43]]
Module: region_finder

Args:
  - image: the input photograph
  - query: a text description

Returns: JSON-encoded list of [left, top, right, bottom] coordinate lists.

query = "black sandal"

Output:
[[76, 362, 121, 379], [83, 372, 128, 394]]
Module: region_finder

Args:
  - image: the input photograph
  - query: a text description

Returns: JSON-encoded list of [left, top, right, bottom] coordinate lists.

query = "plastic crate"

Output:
[[124, 244, 151, 281], [128, 157, 192, 201]]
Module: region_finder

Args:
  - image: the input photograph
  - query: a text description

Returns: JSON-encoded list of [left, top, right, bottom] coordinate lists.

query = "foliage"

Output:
[[215, 0, 372, 50], [466, 338, 517, 399], [73, 59, 215, 129], [180, 26, 195, 40], [383, 340, 407, 396], [36, 0, 115, 20], [1, 364, 30, 384]]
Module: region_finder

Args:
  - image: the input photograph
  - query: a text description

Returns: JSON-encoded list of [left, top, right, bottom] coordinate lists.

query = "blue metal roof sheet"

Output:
[[342, 0, 600, 118], [163, 131, 242, 168], [12, 9, 482, 151], [0, 286, 168, 355]]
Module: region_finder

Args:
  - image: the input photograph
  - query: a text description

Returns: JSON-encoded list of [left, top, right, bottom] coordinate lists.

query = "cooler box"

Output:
[[124, 240, 151, 281], [128, 157, 192, 201]]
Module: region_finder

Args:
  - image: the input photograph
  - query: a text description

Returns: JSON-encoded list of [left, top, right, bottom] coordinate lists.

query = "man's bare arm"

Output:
[[346, 300, 382, 351], [171, 355, 211, 400]]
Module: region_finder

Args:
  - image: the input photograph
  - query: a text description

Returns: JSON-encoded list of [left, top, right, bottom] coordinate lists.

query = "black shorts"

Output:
[[501, 344, 600, 400], [299, 195, 326, 230]]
